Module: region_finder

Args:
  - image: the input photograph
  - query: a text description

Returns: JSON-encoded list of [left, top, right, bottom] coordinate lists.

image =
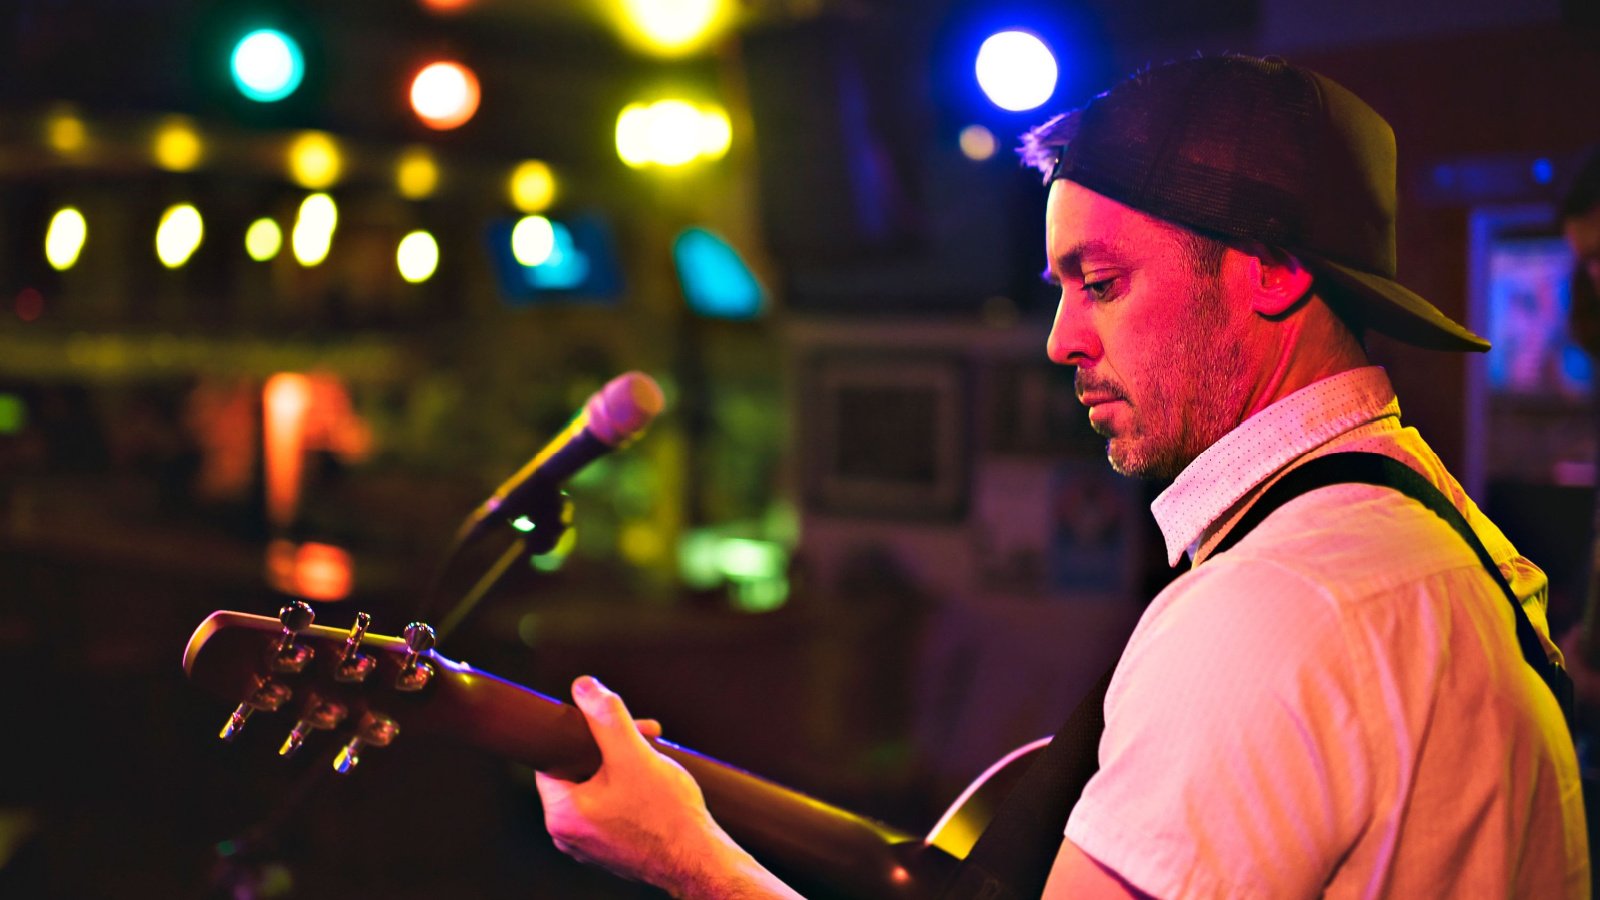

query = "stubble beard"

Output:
[[1099, 280, 1249, 481]]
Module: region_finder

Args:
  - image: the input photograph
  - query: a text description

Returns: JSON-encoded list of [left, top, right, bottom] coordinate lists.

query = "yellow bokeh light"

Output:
[[155, 204, 205, 269], [292, 193, 337, 267], [511, 215, 555, 266], [46, 108, 88, 156], [646, 100, 702, 166], [245, 218, 283, 261], [287, 132, 342, 189], [396, 147, 439, 200], [618, 521, 665, 564], [616, 99, 730, 168], [698, 106, 732, 160], [615, 103, 652, 168], [153, 116, 204, 171], [959, 124, 997, 161], [508, 160, 556, 213], [396, 230, 439, 283], [619, 0, 724, 55], [45, 207, 88, 271]]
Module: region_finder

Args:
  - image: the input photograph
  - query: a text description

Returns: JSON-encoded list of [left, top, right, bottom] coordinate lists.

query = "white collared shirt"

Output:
[[1064, 367, 1588, 898]]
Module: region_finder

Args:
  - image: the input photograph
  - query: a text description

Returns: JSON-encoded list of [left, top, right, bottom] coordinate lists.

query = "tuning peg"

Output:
[[219, 679, 293, 742], [394, 622, 436, 692], [333, 612, 376, 684], [332, 711, 399, 774], [270, 601, 316, 674], [278, 699, 349, 759]]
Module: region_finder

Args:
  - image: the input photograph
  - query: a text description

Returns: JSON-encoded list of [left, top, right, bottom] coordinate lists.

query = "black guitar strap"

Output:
[[939, 451, 1574, 900]]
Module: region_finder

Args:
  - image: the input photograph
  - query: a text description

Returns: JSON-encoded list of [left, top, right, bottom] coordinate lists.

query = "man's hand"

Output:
[[534, 676, 803, 899]]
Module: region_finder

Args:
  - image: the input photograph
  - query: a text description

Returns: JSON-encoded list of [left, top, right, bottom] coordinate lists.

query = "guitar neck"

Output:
[[183, 611, 960, 899], [431, 660, 957, 899]]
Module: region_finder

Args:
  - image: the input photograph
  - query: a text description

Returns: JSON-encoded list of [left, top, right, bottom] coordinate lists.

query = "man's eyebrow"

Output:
[[1043, 239, 1123, 284]]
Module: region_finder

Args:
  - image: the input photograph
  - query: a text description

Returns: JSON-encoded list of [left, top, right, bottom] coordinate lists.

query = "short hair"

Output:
[[1561, 148, 1600, 220]]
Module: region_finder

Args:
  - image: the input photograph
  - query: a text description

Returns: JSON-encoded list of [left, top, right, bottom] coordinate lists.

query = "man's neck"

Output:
[[1241, 298, 1368, 420]]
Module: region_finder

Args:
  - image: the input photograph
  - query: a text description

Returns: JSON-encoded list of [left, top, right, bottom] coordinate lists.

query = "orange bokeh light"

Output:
[[410, 61, 481, 130], [266, 538, 354, 601]]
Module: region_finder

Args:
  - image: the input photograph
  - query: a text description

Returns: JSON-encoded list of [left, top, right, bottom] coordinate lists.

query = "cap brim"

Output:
[[1300, 253, 1491, 352]]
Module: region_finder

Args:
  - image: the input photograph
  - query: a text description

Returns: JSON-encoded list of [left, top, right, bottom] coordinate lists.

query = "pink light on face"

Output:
[[1043, 179, 1250, 480]]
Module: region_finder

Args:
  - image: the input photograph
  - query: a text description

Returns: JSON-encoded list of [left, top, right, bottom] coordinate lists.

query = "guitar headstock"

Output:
[[184, 602, 603, 779], [184, 602, 443, 772]]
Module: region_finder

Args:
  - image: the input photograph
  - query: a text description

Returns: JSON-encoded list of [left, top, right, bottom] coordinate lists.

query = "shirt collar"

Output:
[[1150, 366, 1402, 567]]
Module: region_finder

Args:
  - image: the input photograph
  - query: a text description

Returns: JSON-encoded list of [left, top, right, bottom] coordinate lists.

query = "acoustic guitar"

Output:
[[184, 604, 1049, 900]]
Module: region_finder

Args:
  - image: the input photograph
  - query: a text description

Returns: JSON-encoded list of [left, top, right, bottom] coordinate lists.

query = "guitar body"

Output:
[[184, 610, 1053, 900]]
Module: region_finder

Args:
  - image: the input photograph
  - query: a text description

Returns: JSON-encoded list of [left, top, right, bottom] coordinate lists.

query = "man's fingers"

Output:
[[533, 770, 574, 808], [571, 675, 654, 764], [636, 718, 663, 740]]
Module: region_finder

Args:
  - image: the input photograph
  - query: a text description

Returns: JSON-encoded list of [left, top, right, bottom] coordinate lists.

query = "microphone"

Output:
[[456, 371, 665, 548]]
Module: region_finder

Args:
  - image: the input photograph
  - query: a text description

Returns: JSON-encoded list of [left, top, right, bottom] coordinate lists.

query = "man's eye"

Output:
[[1083, 279, 1114, 300]]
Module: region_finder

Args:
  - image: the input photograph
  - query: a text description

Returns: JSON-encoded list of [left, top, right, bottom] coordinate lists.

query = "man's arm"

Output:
[[1042, 838, 1153, 900], [534, 676, 805, 899]]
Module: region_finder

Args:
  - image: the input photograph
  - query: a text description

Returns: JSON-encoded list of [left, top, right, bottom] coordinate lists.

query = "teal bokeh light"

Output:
[[673, 227, 764, 319], [231, 29, 305, 103]]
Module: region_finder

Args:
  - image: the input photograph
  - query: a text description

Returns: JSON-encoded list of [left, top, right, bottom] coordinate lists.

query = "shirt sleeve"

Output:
[[1064, 556, 1374, 900]]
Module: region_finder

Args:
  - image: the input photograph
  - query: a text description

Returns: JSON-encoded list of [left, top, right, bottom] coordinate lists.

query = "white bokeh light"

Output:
[[975, 30, 1058, 112]]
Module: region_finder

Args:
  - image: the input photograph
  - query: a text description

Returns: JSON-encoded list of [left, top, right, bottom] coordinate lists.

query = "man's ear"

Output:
[[1246, 246, 1315, 317]]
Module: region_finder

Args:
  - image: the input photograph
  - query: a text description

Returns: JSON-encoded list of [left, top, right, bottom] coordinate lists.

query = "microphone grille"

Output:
[[586, 371, 666, 445]]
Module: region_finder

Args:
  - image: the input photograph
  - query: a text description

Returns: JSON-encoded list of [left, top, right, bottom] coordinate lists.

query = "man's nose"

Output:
[[1047, 294, 1098, 365]]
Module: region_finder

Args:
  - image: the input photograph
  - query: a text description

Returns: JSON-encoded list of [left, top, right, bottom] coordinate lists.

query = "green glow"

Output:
[[717, 538, 784, 580], [677, 529, 722, 589], [0, 394, 25, 435], [732, 577, 790, 613], [511, 515, 537, 533], [531, 527, 577, 572]]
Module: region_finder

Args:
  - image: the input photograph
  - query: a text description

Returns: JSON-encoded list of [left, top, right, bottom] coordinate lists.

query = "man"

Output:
[[534, 56, 1589, 898]]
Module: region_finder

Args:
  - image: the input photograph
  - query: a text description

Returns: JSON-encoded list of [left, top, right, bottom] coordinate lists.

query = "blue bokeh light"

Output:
[[522, 222, 589, 291]]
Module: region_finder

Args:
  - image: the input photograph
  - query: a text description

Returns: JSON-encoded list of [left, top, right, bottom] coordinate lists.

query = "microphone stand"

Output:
[[434, 535, 528, 643], [419, 487, 573, 643]]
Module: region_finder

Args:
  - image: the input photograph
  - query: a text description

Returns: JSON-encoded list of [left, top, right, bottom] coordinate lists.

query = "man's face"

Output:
[[1565, 205, 1600, 294], [1044, 179, 1254, 480]]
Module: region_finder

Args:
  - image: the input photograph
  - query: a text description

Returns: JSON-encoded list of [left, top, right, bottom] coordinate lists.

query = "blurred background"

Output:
[[0, 0, 1596, 896]]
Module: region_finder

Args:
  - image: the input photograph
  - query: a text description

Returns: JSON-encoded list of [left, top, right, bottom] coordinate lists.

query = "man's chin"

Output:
[[1106, 438, 1183, 481]]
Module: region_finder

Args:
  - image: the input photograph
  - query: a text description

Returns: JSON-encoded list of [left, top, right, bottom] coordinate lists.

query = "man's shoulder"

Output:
[[1222, 477, 1475, 591]]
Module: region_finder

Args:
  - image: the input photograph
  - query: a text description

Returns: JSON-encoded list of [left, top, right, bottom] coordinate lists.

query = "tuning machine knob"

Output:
[[219, 678, 294, 742], [333, 612, 377, 683], [270, 601, 316, 674], [332, 711, 399, 774], [279, 699, 349, 759], [395, 622, 436, 692]]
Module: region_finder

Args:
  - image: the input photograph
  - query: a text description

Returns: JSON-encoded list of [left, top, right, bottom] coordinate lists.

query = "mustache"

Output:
[[1074, 372, 1128, 403]]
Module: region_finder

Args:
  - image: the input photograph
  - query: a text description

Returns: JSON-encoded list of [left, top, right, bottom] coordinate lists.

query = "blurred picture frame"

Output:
[[802, 352, 970, 520]]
